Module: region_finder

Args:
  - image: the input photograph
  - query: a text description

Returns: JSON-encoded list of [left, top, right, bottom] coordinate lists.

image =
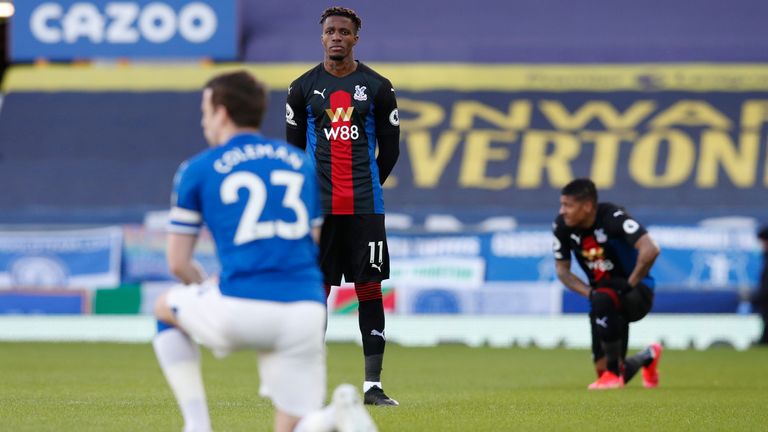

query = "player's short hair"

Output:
[[319, 7, 362, 33], [561, 178, 598, 203], [204, 70, 268, 129]]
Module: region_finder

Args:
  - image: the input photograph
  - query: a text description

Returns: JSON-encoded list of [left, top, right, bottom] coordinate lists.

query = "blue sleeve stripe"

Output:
[[166, 223, 201, 235], [306, 106, 318, 162], [156, 319, 175, 333], [169, 206, 202, 224], [365, 105, 385, 213]]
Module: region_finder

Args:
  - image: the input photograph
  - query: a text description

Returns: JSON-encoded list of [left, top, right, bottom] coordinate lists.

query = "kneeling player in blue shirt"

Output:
[[153, 71, 376, 432]]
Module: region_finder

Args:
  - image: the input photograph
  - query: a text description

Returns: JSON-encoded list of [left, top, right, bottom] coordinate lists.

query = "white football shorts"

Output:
[[166, 282, 327, 417]]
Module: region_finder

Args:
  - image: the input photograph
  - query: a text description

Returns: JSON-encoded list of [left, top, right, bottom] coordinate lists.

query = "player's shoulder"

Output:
[[552, 214, 569, 233], [234, 133, 307, 158], [258, 135, 313, 170], [171, 148, 217, 193], [290, 63, 324, 90], [598, 201, 646, 233], [356, 62, 394, 87], [177, 146, 217, 176], [598, 202, 628, 220]]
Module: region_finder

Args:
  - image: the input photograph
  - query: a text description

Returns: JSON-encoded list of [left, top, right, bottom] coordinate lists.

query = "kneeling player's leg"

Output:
[[621, 283, 658, 383], [262, 302, 375, 432], [258, 302, 326, 432], [591, 288, 626, 376], [294, 385, 377, 432], [153, 291, 211, 432], [624, 344, 657, 384], [590, 312, 607, 377]]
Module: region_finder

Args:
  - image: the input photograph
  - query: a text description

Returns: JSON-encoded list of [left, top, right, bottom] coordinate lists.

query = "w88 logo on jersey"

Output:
[[323, 125, 359, 140]]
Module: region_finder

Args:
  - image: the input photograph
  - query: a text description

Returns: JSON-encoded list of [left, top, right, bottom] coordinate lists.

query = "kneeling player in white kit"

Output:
[[153, 70, 376, 432]]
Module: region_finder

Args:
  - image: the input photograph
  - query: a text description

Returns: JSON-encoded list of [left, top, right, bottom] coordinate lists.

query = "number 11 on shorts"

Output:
[[368, 241, 383, 263]]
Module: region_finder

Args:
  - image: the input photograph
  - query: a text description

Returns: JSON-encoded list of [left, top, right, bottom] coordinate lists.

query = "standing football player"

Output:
[[153, 70, 376, 432], [553, 178, 663, 390], [286, 7, 400, 406]]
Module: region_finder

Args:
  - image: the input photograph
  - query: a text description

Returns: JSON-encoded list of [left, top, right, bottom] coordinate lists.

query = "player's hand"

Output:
[[596, 278, 633, 295]]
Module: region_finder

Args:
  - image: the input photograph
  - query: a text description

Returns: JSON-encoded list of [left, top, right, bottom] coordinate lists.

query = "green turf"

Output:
[[0, 342, 766, 431]]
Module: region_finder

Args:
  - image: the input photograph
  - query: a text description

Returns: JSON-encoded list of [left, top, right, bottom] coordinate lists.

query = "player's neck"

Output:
[[579, 212, 597, 229], [215, 127, 260, 146], [323, 58, 358, 77]]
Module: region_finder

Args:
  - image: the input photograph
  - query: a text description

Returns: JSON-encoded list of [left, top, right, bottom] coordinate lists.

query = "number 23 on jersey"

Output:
[[220, 170, 310, 245]]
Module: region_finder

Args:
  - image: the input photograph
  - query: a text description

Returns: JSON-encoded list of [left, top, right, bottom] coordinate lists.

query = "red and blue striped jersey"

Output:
[[286, 62, 400, 215]]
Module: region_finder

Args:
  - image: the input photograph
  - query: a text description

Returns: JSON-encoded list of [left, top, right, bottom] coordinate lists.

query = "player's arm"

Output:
[[167, 161, 207, 285], [286, 82, 308, 150], [628, 233, 660, 287], [608, 208, 660, 287], [301, 159, 323, 245], [553, 223, 591, 297], [376, 135, 399, 185], [555, 260, 592, 298], [373, 81, 400, 184], [167, 233, 207, 284]]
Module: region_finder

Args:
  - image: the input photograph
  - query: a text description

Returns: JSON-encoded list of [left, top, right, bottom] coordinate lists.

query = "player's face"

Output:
[[200, 88, 222, 146], [559, 195, 594, 228], [321, 16, 358, 61]]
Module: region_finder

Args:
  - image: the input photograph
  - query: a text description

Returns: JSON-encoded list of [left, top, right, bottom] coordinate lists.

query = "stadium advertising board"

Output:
[[0, 290, 90, 314], [485, 227, 763, 290], [0, 227, 122, 289], [123, 225, 218, 283], [393, 282, 562, 315], [10, 0, 237, 61], [388, 228, 762, 291], [381, 91, 768, 219], [389, 258, 485, 290]]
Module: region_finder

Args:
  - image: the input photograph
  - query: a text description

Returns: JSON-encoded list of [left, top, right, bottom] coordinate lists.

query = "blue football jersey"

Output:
[[168, 133, 324, 304]]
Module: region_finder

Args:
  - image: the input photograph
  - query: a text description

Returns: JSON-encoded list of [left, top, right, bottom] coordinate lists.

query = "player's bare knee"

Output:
[[154, 293, 176, 324]]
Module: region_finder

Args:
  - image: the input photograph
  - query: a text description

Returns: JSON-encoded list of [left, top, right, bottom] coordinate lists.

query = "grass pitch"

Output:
[[1, 342, 766, 431]]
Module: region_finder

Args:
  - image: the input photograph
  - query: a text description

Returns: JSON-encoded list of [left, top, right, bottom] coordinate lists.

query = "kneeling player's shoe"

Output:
[[332, 384, 377, 432], [642, 342, 663, 388], [363, 386, 399, 406], [587, 371, 625, 390]]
